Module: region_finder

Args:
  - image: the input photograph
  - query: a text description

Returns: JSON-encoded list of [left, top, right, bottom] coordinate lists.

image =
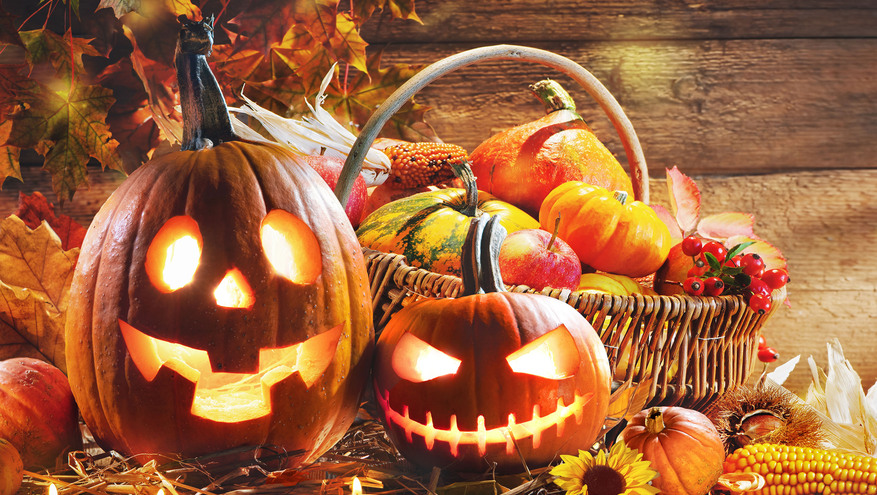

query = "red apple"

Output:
[[653, 242, 695, 295], [498, 228, 580, 291], [304, 155, 368, 228]]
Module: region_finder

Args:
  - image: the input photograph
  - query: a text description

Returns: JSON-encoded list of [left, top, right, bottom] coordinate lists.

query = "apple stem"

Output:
[[452, 161, 479, 217], [546, 214, 561, 252], [319, 146, 327, 155], [613, 190, 629, 205]]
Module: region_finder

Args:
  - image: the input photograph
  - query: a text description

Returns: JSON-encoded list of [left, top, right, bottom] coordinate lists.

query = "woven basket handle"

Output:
[[335, 44, 649, 206]]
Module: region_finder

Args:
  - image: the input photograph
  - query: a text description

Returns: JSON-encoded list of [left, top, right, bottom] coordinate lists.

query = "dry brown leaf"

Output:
[[0, 215, 79, 372]]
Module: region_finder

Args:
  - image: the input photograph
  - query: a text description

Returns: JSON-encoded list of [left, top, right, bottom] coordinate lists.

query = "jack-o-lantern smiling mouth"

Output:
[[120, 320, 342, 423], [376, 388, 593, 457]]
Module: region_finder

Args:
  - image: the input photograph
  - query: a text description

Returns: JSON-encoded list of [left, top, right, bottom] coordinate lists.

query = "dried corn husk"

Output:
[[229, 65, 391, 186], [766, 338, 877, 456]]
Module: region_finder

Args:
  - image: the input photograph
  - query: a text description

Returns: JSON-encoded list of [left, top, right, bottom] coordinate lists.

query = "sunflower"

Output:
[[550, 440, 660, 495]]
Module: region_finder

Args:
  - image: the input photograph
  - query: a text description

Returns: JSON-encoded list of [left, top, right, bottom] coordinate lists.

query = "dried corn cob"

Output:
[[724, 443, 877, 494], [383, 142, 468, 188]]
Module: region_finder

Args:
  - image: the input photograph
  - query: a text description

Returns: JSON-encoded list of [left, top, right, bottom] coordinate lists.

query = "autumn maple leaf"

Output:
[[13, 191, 87, 250], [654, 166, 787, 271], [352, 0, 422, 24], [0, 215, 79, 372]]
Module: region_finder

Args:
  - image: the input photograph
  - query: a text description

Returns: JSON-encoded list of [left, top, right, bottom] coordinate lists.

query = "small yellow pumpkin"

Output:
[[539, 182, 671, 277]]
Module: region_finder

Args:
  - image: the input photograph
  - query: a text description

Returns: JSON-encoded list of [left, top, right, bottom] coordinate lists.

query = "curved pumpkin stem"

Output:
[[529, 79, 580, 116], [461, 214, 507, 296], [645, 407, 666, 435], [451, 161, 479, 217], [176, 15, 238, 151]]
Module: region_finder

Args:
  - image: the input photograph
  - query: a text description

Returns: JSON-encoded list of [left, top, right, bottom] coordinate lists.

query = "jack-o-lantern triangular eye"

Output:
[[506, 325, 580, 380], [145, 216, 202, 293], [392, 333, 461, 383], [261, 210, 322, 284]]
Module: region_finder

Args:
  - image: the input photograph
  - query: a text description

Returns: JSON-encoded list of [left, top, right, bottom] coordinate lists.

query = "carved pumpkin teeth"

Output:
[[377, 389, 594, 456], [120, 320, 343, 423]]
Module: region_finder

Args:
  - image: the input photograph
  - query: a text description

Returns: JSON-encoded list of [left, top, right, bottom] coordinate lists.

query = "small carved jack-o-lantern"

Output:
[[65, 17, 372, 464], [373, 216, 611, 472]]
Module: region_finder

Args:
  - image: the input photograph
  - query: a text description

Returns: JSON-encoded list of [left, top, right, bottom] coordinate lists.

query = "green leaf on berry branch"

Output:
[[726, 235, 788, 271]]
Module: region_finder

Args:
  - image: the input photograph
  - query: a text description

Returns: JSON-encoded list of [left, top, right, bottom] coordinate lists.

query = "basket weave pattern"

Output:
[[364, 248, 768, 411]]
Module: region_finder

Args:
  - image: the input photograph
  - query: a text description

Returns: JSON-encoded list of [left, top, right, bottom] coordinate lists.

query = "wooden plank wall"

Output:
[[2, 1, 876, 395]]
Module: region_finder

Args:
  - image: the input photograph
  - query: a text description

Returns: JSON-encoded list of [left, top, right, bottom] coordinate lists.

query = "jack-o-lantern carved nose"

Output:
[[214, 268, 254, 309]]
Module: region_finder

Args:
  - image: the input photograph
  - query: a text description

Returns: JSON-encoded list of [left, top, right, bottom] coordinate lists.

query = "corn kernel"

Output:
[[383, 142, 469, 188], [725, 443, 877, 494]]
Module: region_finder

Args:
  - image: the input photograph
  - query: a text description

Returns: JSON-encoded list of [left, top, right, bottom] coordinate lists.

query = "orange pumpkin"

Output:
[[620, 407, 725, 495], [0, 358, 81, 470], [373, 215, 611, 472], [0, 439, 22, 495], [65, 18, 372, 463], [539, 182, 671, 277], [469, 79, 633, 216]]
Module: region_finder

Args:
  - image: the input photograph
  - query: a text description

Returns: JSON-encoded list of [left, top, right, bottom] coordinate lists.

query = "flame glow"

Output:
[[163, 235, 200, 290], [378, 389, 593, 457], [48, 484, 58, 495], [120, 319, 343, 422], [351, 476, 362, 495], [505, 325, 580, 379], [261, 210, 321, 284], [145, 216, 202, 293], [392, 333, 462, 383], [213, 268, 255, 309]]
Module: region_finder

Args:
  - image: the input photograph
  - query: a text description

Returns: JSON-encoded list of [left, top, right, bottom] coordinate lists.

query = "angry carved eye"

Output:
[[145, 216, 202, 293], [506, 325, 580, 380], [260, 209, 322, 284], [392, 333, 462, 383]]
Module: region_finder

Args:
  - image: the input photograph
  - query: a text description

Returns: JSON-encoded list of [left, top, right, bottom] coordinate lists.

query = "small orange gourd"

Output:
[[539, 182, 671, 277], [620, 407, 725, 495]]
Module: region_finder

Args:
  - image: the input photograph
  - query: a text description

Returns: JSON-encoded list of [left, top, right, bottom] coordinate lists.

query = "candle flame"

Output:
[[351, 476, 363, 495], [48, 484, 58, 495]]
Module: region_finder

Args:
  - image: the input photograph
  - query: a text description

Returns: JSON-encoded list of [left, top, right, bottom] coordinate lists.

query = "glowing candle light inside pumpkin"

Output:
[[506, 341, 561, 378], [48, 484, 57, 495], [392, 333, 461, 383], [162, 234, 200, 290], [213, 268, 255, 309], [261, 224, 297, 280], [505, 325, 579, 379], [351, 476, 362, 495]]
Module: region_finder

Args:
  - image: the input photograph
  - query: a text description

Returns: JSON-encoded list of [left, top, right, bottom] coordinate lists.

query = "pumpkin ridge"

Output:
[[67, 180, 128, 452]]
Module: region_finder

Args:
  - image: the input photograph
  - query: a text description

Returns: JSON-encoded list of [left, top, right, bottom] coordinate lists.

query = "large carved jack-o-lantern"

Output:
[[65, 17, 372, 463], [373, 215, 611, 472]]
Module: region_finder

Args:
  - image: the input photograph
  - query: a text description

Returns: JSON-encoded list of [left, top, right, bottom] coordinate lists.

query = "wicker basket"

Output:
[[335, 45, 778, 412]]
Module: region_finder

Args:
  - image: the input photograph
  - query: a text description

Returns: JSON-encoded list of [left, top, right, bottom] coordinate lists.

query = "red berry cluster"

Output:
[[757, 334, 779, 363], [680, 236, 789, 315]]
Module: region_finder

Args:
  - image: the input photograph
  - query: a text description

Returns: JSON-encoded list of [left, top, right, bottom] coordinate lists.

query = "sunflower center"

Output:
[[581, 464, 626, 495]]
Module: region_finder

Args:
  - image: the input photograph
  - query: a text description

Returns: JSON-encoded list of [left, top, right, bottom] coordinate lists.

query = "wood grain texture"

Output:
[[365, 39, 877, 177], [362, 1, 877, 42]]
